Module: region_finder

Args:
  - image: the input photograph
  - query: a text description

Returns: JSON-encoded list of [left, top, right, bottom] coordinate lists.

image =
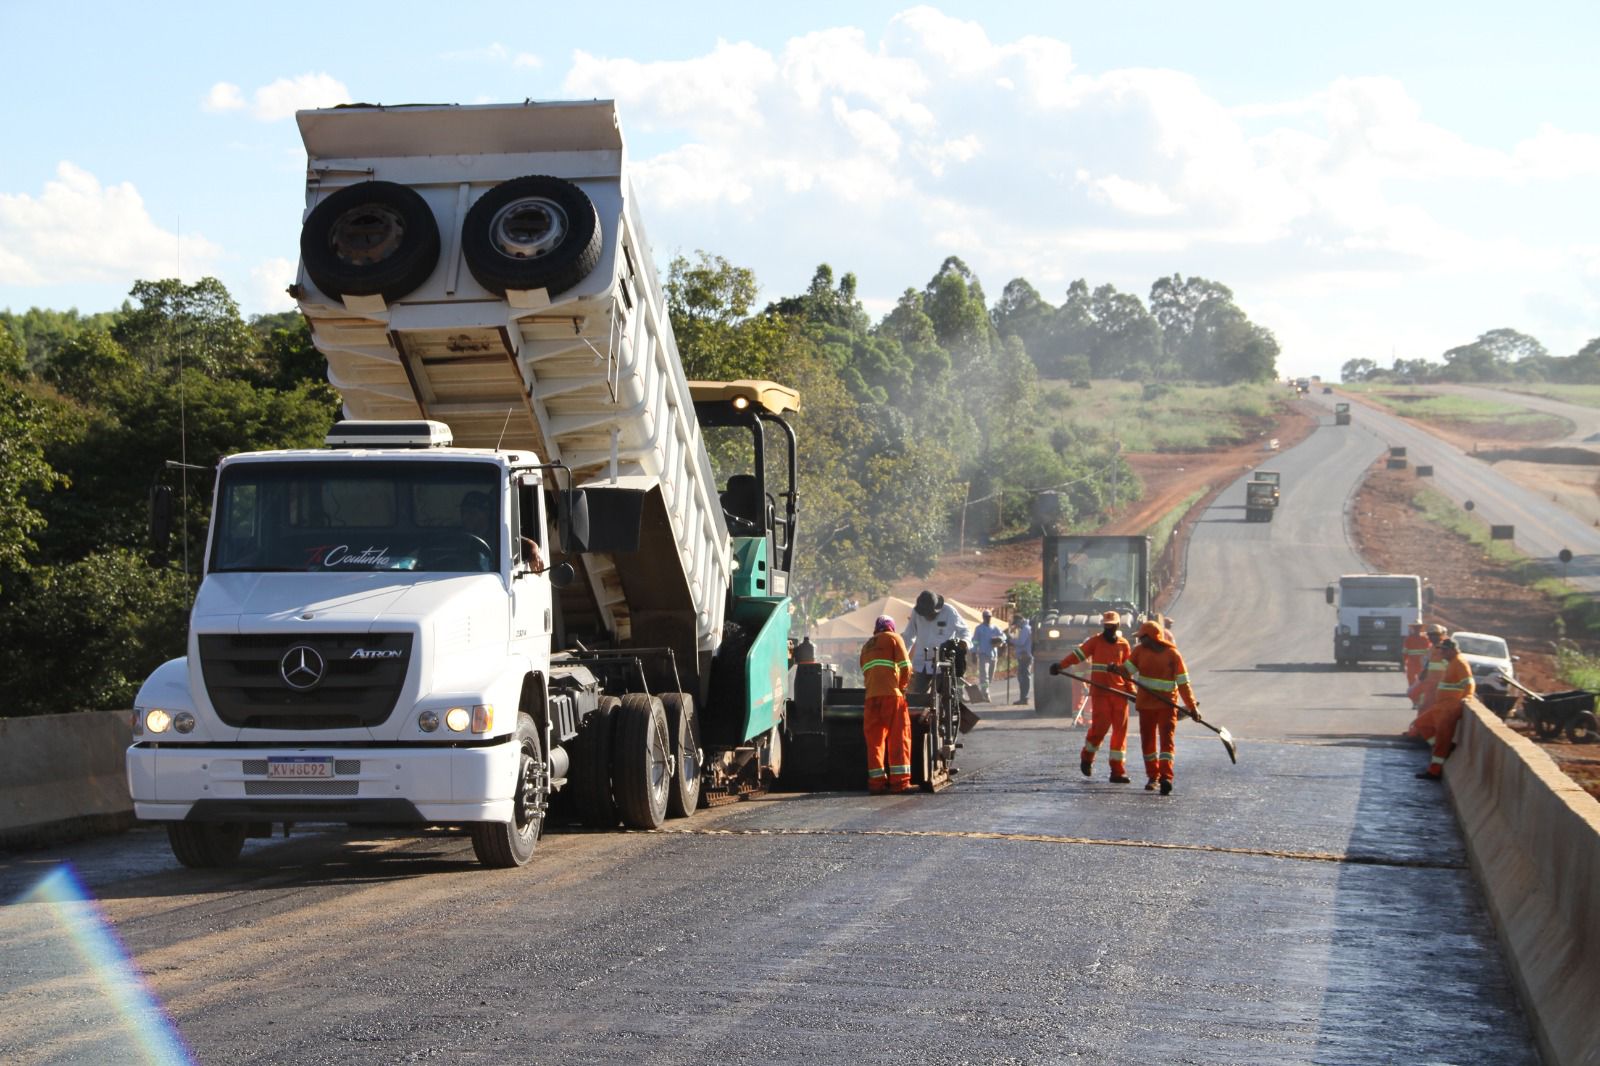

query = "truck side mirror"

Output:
[[149, 485, 173, 557], [1424, 586, 1435, 604], [549, 561, 577, 588], [560, 489, 590, 554], [1325, 586, 1335, 605]]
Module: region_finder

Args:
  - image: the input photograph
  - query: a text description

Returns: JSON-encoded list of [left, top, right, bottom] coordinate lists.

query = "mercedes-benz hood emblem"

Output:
[[280, 645, 326, 690]]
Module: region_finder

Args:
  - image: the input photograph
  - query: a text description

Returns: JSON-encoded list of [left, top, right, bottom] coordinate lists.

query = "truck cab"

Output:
[[1247, 470, 1281, 522], [1326, 573, 1428, 667], [1334, 402, 1352, 426]]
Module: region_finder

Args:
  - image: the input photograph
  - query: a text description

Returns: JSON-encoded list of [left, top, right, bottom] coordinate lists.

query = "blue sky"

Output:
[[3, 1, 1598, 378]]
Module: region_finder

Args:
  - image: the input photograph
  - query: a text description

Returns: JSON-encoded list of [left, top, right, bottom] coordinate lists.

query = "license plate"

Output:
[[267, 757, 333, 779], [1371, 644, 1388, 652]]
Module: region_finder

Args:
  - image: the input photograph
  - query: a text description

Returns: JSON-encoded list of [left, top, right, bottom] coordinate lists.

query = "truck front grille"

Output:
[[1356, 615, 1401, 637], [199, 633, 412, 729]]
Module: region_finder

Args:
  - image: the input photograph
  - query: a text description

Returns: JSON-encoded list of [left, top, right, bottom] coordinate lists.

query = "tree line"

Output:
[[0, 260, 1277, 714], [1340, 328, 1600, 385]]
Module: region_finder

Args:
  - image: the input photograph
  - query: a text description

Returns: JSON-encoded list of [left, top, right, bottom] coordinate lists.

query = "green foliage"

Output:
[[112, 277, 262, 379], [0, 378, 66, 584], [0, 328, 24, 378], [1006, 580, 1042, 619], [1355, 388, 1569, 438], [0, 306, 118, 372], [1555, 644, 1600, 692], [1147, 487, 1209, 568], [0, 551, 192, 715]]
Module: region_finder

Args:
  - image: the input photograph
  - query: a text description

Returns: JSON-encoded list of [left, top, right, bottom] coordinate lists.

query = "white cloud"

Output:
[[199, 73, 350, 122], [252, 74, 351, 121], [248, 257, 298, 312], [202, 82, 245, 113], [0, 162, 222, 285]]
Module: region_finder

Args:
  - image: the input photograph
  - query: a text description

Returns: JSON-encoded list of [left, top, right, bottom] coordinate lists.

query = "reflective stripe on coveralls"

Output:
[[1123, 635, 1197, 785], [1425, 658, 1476, 777], [861, 631, 914, 791], [1061, 633, 1133, 776]]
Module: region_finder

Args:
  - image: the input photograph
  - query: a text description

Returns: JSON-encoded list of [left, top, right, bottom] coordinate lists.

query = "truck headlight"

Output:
[[445, 707, 471, 732], [418, 710, 440, 733], [1047, 628, 1061, 640], [145, 709, 172, 734], [173, 712, 196, 734], [472, 705, 493, 734]]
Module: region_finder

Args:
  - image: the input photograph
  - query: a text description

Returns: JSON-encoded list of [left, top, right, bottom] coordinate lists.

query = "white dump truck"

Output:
[[127, 101, 814, 868], [1325, 573, 1431, 668]]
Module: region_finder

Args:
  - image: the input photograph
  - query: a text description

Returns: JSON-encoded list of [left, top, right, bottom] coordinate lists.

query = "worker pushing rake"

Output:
[[1052, 616, 1235, 794]]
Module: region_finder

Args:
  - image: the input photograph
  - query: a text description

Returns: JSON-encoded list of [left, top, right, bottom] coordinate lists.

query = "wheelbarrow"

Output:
[[1499, 674, 1599, 743]]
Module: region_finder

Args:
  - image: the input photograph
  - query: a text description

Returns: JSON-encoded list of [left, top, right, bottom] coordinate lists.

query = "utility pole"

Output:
[[958, 481, 971, 555]]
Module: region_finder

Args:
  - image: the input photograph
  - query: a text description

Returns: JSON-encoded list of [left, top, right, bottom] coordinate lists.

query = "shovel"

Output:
[[1072, 673, 1239, 765]]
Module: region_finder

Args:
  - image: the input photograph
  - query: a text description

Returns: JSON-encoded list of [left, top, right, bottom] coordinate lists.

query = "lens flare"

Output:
[[3, 865, 192, 1064]]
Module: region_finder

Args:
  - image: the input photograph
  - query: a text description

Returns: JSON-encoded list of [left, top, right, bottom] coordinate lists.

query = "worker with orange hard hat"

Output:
[[1401, 622, 1431, 686], [1113, 619, 1201, 795], [860, 615, 914, 794], [1050, 611, 1135, 782], [1418, 638, 1475, 782], [1405, 624, 1449, 740]]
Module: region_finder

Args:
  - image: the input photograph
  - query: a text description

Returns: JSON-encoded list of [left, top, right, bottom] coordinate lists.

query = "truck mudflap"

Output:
[[781, 659, 962, 792]]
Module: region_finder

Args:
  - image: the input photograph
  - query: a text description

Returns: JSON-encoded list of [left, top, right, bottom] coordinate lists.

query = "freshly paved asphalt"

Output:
[[0, 408, 1539, 1065]]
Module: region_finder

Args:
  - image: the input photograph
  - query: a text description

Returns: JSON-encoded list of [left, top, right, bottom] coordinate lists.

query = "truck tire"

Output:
[[574, 696, 620, 828], [660, 692, 701, 818], [167, 822, 247, 868], [461, 175, 602, 297], [613, 694, 671, 830], [300, 181, 441, 302], [470, 713, 547, 868]]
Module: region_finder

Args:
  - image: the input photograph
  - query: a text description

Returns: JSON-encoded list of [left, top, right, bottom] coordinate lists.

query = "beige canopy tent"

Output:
[[808, 595, 986, 644]]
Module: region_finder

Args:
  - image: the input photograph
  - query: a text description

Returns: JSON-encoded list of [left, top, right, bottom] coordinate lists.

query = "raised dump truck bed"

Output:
[[293, 101, 730, 673]]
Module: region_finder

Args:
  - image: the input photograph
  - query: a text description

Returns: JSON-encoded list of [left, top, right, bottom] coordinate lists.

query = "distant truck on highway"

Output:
[[1334, 402, 1352, 425], [1325, 573, 1431, 668], [1246, 470, 1281, 522], [125, 100, 936, 871], [1031, 534, 1152, 715]]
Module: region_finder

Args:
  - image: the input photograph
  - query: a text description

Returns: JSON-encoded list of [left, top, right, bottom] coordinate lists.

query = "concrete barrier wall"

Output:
[[0, 711, 133, 847], [1448, 699, 1600, 1066]]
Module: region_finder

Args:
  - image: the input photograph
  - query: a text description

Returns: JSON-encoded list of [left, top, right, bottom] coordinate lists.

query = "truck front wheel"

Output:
[[167, 822, 246, 868], [470, 713, 547, 868]]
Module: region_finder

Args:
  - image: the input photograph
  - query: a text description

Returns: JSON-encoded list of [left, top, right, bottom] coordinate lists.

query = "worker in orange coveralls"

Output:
[[1405, 623, 1449, 740], [860, 615, 914, 794], [1050, 611, 1135, 783], [1114, 620, 1201, 796], [1418, 639, 1475, 782], [1402, 622, 1431, 686]]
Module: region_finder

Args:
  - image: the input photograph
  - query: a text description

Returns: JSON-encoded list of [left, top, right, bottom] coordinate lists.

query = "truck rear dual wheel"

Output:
[[167, 822, 246, 868], [574, 696, 621, 828], [461, 175, 602, 297], [300, 181, 442, 303], [470, 713, 547, 868], [614, 694, 672, 830], [659, 692, 701, 818]]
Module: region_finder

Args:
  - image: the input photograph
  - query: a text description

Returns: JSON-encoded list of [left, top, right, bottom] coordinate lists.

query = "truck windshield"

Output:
[[1047, 539, 1141, 607], [210, 460, 501, 574], [1339, 582, 1418, 608]]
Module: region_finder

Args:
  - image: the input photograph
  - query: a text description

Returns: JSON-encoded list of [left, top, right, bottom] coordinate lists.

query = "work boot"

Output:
[[1144, 779, 1157, 792], [1109, 773, 1131, 784], [1415, 771, 1441, 782], [1159, 780, 1173, 796], [1080, 756, 1092, 777]]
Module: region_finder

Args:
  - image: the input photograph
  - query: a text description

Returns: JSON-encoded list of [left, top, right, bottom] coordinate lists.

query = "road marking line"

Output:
[[656, 826, 1463, 869]]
